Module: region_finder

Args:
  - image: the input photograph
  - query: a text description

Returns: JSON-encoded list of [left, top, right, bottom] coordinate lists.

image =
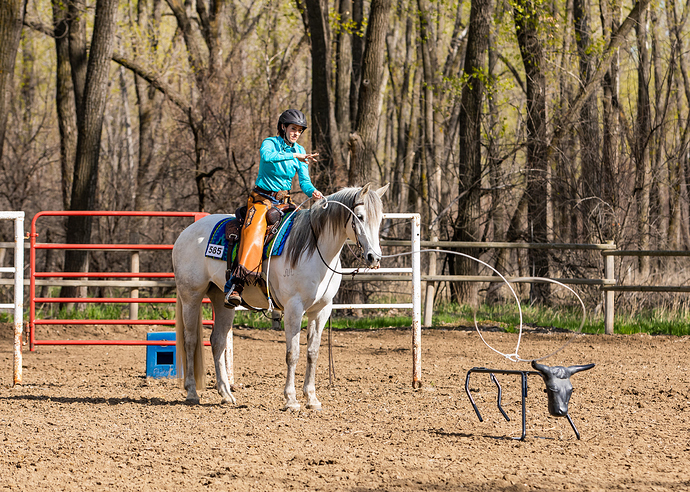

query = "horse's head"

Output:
[[347, 183, 389, 268]]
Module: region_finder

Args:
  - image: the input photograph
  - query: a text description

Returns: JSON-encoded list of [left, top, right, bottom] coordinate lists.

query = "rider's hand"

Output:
[[312, 190, 324, 200], [296, 152, 319, 164]]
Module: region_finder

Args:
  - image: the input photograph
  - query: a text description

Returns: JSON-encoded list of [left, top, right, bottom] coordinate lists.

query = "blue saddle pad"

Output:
[[204, 212, 296, 263]]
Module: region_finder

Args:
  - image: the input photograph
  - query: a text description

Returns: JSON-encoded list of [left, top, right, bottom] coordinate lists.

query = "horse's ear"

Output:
[[375, 183, 390, 198], [360, 183, 371, 197]]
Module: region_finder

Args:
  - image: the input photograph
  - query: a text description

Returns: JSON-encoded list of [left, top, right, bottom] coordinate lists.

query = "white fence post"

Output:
[[411, 214, 422, 388], [0, 212, 25, 386], [423, 236, 437, 327], [604, 244, 615, 335], [130, 251, 140, 320]]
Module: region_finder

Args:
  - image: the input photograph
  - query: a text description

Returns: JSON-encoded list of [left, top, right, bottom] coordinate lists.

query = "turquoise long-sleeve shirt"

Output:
[[255, 136, 316, 197]]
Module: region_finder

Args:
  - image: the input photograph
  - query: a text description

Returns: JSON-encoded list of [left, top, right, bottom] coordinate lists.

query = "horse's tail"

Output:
[[175, 297, 206, 390]]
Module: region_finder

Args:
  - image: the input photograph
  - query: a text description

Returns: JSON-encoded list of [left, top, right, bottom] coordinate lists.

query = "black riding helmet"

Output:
[[277, 109, 308, 137]]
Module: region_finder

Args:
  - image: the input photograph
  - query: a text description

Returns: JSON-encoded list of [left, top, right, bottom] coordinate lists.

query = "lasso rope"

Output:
[[382, 248, 587, 363], [264, 197, 586, 363]]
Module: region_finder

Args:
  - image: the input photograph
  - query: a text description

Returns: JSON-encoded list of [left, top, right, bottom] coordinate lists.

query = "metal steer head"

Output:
[[531, 361, 595, 417]]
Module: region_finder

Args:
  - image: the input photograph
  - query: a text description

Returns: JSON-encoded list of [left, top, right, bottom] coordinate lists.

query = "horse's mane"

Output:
[[285, 186, 382, 268]]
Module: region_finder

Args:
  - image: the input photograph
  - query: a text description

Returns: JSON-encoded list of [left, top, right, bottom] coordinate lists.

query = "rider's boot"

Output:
[[224, 280, 244, 308]]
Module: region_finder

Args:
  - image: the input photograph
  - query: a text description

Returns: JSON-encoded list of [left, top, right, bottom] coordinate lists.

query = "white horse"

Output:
[[172, 183, 388, 409]]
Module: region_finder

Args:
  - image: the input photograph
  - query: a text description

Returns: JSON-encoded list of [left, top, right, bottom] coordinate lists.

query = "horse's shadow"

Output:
[[0, 394, 247, 408]]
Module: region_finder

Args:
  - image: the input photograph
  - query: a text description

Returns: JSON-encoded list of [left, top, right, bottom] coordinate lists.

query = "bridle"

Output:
[[309, 198, 376, 276]]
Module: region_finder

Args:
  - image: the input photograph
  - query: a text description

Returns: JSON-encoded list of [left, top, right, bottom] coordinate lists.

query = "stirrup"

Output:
[[224, 289, 242, 308]]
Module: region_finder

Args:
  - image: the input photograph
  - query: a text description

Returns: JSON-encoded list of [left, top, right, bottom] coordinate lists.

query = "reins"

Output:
[[307, 197, 372, 277]]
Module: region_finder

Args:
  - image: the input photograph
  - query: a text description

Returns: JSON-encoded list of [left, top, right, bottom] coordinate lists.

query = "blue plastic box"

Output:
[[146, 332, 178, 378]]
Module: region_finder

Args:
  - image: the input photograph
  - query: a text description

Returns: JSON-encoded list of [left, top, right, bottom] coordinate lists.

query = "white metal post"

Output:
[[423, 235, 437, 326], [0, 212, 25, 386], [14, 215, 24, 385], [130, 251, 140, 320], [411, 214, 422, 388], [604, 247, 615, 335]]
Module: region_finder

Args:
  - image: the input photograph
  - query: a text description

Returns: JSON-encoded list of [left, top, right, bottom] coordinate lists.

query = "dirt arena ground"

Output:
[[1, 321, 689, 491]]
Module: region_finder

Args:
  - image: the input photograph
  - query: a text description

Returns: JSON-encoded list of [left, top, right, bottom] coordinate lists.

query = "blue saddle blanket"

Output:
[[204, 212, 296, 263]]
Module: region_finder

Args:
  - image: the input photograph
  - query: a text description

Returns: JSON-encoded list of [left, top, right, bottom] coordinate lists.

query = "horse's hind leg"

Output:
[[208, 286, 236, 405], [178, 292, 205, 403], [303, 306, 331, 410]]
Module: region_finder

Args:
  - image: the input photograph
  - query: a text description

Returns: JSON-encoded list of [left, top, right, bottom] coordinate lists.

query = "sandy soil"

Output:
[[1, 321, 689, 491]]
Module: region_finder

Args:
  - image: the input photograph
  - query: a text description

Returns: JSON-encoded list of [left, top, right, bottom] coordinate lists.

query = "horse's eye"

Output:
[[357, 214, 364, 221]]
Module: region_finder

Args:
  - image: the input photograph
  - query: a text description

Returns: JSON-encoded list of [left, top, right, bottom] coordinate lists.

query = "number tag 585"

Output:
[[206, 243, 225, 259]]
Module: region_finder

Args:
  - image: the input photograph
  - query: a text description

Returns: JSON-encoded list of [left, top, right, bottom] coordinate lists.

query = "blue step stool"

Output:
[[146, 332, 178, 378]]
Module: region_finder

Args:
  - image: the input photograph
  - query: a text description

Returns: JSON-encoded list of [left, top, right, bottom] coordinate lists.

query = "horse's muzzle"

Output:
[[365, 251, 381, 268]]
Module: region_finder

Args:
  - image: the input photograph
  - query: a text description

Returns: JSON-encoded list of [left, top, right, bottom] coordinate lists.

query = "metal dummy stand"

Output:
[[464, 367, 588, 440]]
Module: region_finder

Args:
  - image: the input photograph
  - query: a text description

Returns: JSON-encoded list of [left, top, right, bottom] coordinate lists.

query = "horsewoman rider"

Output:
[[224, 109, 324, 308]]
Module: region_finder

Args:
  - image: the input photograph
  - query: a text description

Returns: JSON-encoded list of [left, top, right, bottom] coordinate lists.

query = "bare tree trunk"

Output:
[[19, 28, 34, 130], [393, 15, 415, 215], [334, 0, 352, 184], [669, 76, 683, 249], [514, 0, 550, 304], [304, 0, 342, 192], [650, 8, 670, 248], [486, 15, 509, 304], [62, 0, 119, 290], [599, 0, 620, 242], [634, 5, 651, 277], [400, 67, 421, 215], [348, 0, 391, 186], [0, 0, 26, 161], [573, 0, 601, 241], [349, 0, 364, 126], [667, 0, 690, 249], [416, 0, 442, 238], [133, 0, 163, 214], [53, 0, 78, 211], [451, 0, 491, 306], [68, 0, 87, 116]]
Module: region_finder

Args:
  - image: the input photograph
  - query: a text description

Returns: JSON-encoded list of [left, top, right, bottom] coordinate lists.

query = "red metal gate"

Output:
[[29, 211, 210, 351]]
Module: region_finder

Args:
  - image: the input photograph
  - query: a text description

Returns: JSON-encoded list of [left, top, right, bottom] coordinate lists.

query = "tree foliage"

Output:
[[0, 0, 687, 306]]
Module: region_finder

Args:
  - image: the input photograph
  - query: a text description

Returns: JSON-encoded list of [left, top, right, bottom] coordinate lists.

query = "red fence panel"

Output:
[[29, 211, 211, 351]]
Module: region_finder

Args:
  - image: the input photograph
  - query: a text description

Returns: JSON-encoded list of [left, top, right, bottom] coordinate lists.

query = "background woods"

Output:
[[0, 0, 689, 308]]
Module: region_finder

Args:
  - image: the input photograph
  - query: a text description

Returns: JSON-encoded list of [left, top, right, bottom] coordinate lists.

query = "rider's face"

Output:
[[284, 124, 305, 143]]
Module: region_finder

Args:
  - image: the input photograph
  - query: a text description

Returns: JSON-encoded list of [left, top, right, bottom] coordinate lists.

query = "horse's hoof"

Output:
[[282, 402, 301, 412], [306, 402, 322, 411], [221, 395, 236, 405], [185, 397, 200, 405]]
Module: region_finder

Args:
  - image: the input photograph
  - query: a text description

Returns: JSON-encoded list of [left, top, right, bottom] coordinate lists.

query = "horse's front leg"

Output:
[[209, 289, 236, 404], [283, 305, 303, 412], [303, 306, 331, 410]]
